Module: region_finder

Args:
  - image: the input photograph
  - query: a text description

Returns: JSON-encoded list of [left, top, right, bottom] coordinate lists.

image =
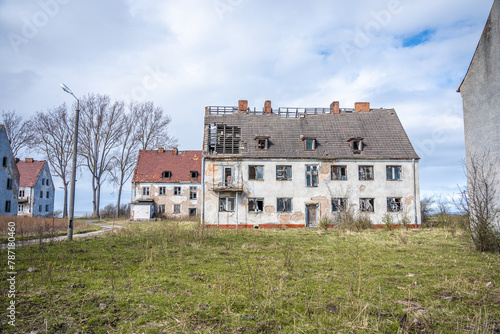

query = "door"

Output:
[[306, 204, 318, 227]]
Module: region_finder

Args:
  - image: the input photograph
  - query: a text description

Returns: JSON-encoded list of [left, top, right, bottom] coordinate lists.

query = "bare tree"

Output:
[[455, 151, 500, 252], [132, 101, 178, 150], [109, 110, 140, 218], [420, 195, 435, 226], [30, 104, 74, 217], [1, 110, 34, 156], [78, 94, 125, 217]]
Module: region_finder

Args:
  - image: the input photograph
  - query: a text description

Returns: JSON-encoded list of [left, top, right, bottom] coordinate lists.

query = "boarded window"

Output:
[[248, 198, 264, 212], [249, 165, 264, 180], [174, 187, 181, 195], [331, 166, 347, 180], [159, 186, 166, 195], [332, 198, 347, 212], [387, 197, 402, 212], [173, 204, 181, 214], [276, 165, 292, 181], [359, 166, 374, 180], [219, 196, 235, 212], [208, 124, 241, 154], [190, 186, 197, 200], [386, 166, 402, 181], [360, 198, 374, 212], [277, 198, 292, 212], [306, 165, 319, 187]]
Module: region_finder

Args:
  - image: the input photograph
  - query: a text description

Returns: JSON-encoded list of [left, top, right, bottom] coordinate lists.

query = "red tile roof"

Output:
[[132, 149, 202, 183], [17, 159, 46, 187]]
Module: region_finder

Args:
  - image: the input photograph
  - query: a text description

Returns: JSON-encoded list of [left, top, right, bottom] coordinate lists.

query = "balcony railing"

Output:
[[212, 180, 243, 192]]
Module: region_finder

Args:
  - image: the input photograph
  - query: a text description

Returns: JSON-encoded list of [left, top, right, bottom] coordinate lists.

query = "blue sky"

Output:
[[0, 0, 494, 214]]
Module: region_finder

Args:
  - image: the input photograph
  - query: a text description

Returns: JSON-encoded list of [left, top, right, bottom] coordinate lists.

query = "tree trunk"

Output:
[[92, 176, 98, 217], [95, 179, 101, 218], [63, 183, 68, 218], [116, 184, 122, 218]]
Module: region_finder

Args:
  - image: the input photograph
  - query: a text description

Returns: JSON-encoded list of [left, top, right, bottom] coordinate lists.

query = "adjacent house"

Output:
[[458, 0, 500, 226], [131, 148, 202, 220], [201, 100, 421, 228], [0, 125, 19, 216], [16, 158, 55, 217]]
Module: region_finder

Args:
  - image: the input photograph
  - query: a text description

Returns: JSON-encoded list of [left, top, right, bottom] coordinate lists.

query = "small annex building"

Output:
[[0, 124, 19, 216], [131, 148, 202, 220], [16, 158, 55, 217], [202, 100, 421, 228]]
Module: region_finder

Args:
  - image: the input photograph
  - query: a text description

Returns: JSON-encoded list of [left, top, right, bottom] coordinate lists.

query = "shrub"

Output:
[[319, 216, 334, 230]]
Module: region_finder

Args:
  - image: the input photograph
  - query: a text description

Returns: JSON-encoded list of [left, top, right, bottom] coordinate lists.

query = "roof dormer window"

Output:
[[190, 171, 199, 179], [162, 170, 172, 178], [348, 137, 364, 154], [255, 136, 270, 150], [301, 136, 316, 151]]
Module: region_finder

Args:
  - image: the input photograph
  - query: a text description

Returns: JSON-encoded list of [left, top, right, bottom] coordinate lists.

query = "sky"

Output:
[[0, 0, 494, 215]]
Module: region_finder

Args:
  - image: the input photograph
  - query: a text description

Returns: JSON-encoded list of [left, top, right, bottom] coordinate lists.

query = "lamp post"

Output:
[[61, 83, 79, 241]]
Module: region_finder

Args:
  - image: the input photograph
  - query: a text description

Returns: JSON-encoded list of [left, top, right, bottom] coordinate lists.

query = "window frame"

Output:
[[45, 204, 50, 212], [40, 191, 43, 198], [248, 198, 264, 213], [306, 165, 319, 187], [256, 138, 268, 150], [2, 157, 7, 167], [19, 190, 25, 198], [359, 166, 374, 181], [248, 165, 264, 181], [189, 186, 197, 200], [142, 186, 150, 196], [387, 197, 402, 212], [277, 198, 293, 212], [162, 170, 172, 179], [159, 186, 166, 195], [386, 166, 402, 181], [174, 186, 181, 196], [173, 204, 181, 214], [332, 198, 348, 212], [7, 178, 12, 190], [5, 200, 11, 213], [158, 204, 166, 214], [46, 191, 49, 198], [219, 196, 235, 212], [304, 139, 316, 151], [189, 208, 197, 216], [359, 198, 375, 212], [331, 165, 347, 181], [276, 165, 292, 181], [190, 171, 199, 179]]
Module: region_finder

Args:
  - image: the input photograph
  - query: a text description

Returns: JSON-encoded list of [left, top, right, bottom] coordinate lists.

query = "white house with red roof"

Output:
[[131, 148, 202, 220], [0, 125, 19, 216], [16, 158, 55, 217]]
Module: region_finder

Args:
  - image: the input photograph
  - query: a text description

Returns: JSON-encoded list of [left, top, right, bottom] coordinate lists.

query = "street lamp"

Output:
[[60, 83, 80, 241]]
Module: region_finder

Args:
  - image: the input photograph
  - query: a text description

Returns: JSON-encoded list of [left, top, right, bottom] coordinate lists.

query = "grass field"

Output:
[[1, 222, 499, 333]]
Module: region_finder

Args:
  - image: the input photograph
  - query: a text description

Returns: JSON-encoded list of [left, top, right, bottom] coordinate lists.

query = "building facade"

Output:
[[131, 148, 202, 220], [16, 158, 55, 217], [202, 100, 421, 228], [0, 125, 19, 216], [458, 0, 500, 227]]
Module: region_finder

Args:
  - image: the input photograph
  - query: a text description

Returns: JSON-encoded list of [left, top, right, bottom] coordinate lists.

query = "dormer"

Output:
[[162, 170, 172, 178], [301, 136, 317, 151], [348, 137, 364, 154], [255, 135, 270, 150]]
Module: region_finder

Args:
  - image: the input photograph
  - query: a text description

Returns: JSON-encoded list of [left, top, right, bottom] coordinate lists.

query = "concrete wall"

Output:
[[0, 127, 18, 216], [203, 158, 420, 228], [18, 164, 55, 217], [131, 182, 201, 220]]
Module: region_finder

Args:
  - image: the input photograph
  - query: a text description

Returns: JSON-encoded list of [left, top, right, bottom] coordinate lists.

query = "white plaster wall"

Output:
[[204, 159, 420, 227], [0, 128, 18, 216]]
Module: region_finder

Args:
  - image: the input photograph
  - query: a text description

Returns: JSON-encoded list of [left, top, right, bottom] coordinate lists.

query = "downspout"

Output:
[[413, 159, 418, 228], [236, 192, 239, 230], [201, 156, 206, 229], [217, 192, 220, 228]]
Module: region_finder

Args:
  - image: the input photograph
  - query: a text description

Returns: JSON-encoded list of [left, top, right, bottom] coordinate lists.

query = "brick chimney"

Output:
[[25, 158, 34, 163], [158, 148, 164, 153], [238, 100, 248, 111], [330, 101, 340, 114], [173, 147, 178, 155], [264, 100, 272, 114], [354, 102, 370, 112]]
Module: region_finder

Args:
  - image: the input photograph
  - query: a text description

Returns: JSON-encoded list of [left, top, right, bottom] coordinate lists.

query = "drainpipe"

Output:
[[236, 192, 239, 230], [217, 192, 220, 228], [201, 156, 206, 229], [412, 159, 418, 228]]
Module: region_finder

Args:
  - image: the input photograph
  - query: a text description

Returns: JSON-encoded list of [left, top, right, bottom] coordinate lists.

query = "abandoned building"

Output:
[[201, 100, 421, 228], [458, 0, 500, 227], [0, 124, 19, 216], [16, 158, 55, 217], [131, 148, 202, 220]]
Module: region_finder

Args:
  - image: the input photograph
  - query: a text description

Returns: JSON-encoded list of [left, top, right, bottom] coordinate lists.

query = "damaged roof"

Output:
[[204, 108, 419, 160], [17, 159, 47, 187], [132, 149, 202, 183]]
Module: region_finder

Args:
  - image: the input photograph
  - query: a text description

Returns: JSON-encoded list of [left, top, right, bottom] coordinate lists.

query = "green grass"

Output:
[[1, 223, 499, 333]]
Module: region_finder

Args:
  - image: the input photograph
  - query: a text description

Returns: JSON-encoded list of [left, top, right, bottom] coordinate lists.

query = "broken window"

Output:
[[189, 186, 197, 200], [7, 178, 12, 190], [349, 138, 364, 153], [158, 204, 166, 214], [162, 171, 172, 178], [276, 165, 292, 181], [219, 196, 235, 212], [359, 198, 375, 212], [249, 165, 264, 180], [159, 186, 166, 195], [332, 198, 348, 212], [359, 166, 374, 180], [45, 205, 50, 212], [2, 157, 7, 167], [191, 171, 199, 179], [255, 136, 269, 150], [189, 208, 197, 216], [331, 166, 347, 180], [248, 198, 264, 212], [174, 187, 181, 195], [5, 200, 11, 213], [223, 167, 234, 187], [306, 165, 319, 187], [173, 204, 181, 214], [277, 198, 292, 212], [386, 166, 402, 181], [208, 124, 241, 154], [142, 187, 150, 196], [18, 204, 23, 212], [387, 197, 402, 212], [19, 190, 24, 198]]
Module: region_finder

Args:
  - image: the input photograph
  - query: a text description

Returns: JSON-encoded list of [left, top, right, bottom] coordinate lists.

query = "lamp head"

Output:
[[60, 83, 74, 95]]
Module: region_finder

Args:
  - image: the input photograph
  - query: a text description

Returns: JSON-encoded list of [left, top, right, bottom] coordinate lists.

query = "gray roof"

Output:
[[204, 108, 419, 160]]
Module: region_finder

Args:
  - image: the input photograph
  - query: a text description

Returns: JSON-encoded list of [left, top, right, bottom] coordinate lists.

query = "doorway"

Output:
[[306, 204, 318, 227]]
